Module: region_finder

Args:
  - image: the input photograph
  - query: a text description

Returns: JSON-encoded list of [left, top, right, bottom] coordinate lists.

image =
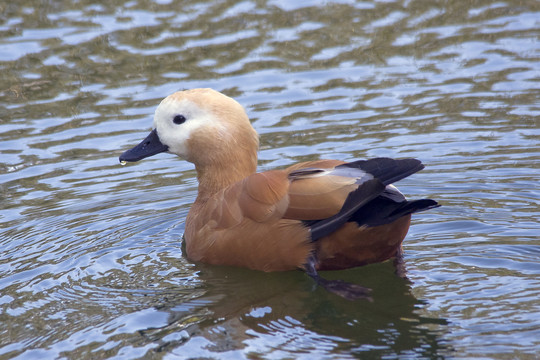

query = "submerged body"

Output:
[[119, 89, 438, 298]]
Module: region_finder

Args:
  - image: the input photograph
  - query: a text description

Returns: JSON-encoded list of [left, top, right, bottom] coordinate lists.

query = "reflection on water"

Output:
[[1, 0, 539, 358], [150, 263, 451, 359]]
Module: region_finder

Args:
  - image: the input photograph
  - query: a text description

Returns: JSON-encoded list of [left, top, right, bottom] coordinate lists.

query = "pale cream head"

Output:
[[152, 89, 260, 192], [153, 88, 259, 164]]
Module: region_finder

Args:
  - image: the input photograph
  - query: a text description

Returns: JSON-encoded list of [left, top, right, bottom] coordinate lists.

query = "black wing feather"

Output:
[[308, 158, 435, 242]]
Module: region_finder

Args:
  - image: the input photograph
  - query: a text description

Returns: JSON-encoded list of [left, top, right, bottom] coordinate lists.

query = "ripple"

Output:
[[1, 0, 539, 358]]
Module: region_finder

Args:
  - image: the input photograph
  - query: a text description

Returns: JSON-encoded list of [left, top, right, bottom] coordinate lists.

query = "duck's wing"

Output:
[[284, 158, 425, 221], [284, 160, 356, 220]]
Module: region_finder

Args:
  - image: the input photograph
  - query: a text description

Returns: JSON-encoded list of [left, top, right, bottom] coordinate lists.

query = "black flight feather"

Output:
[[308, 158, 432, 242]]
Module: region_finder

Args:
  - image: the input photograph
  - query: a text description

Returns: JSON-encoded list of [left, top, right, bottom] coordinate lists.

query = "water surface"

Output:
[[1, 0, 539, 359]]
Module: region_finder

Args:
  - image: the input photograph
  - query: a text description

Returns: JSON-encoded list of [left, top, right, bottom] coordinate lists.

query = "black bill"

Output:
[[119, 129, 169, 163]]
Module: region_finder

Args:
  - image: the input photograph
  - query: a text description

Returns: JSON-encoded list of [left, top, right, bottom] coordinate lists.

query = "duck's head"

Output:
[[119, 89, 259, 184]]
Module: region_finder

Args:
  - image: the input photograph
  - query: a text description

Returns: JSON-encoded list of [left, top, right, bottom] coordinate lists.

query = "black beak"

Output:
[[119, 129, 169, 163]]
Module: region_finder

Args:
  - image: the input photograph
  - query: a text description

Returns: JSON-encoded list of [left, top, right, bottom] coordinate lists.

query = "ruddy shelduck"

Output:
[[119, 88, 439, 300]]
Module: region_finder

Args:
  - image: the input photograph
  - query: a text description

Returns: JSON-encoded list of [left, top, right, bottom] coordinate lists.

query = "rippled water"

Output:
[[1, 0, 539, 359]]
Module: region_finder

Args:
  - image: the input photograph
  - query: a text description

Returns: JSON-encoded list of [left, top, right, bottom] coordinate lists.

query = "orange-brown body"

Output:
[[184, 159, 412, 272]]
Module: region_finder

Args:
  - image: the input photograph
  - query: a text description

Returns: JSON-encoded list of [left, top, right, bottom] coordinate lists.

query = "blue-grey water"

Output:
[[1, 1, 539, 359]]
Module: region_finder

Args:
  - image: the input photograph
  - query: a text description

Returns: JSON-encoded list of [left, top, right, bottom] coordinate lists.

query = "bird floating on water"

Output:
[[119, 88, 439, 300]]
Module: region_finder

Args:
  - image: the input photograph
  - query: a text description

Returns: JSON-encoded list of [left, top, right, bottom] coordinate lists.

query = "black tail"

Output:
[[350, 197, 439, 227]]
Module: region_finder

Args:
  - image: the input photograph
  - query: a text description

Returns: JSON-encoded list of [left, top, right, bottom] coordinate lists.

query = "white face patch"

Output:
[[152, 96, 226, 159]]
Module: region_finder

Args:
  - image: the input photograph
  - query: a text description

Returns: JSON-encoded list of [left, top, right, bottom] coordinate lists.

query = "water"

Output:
[[1, 0, 539, 358]]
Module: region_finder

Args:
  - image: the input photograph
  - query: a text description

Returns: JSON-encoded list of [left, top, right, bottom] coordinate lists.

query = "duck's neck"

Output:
[[194, 153, 257, 202], [186, 116, 259, 202]]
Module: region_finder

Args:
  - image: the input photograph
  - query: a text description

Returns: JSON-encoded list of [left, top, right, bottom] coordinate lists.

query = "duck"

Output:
[[119, 88, 439, 300]]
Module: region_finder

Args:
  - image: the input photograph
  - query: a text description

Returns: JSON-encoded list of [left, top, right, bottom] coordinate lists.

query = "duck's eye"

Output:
[[173, 115, 186, 125]]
